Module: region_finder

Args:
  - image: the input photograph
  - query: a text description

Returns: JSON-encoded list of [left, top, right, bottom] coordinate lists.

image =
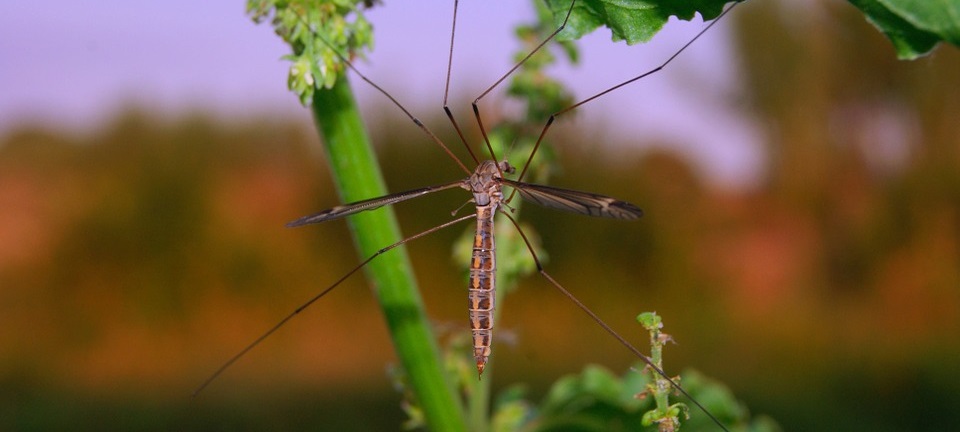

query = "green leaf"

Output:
[[637, 311, 662, 330], [540, 365, 624, 414], [878, 0, 960, 46], [544, 0, 734, 44], [491, 386, 534, 432], [545, 0, 960, 59], [847, 0, 945, 59]]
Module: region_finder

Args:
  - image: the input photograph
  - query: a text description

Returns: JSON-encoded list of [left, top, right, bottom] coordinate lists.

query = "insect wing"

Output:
[[501, 179, 643, 220], [287, 181, 464, 227]]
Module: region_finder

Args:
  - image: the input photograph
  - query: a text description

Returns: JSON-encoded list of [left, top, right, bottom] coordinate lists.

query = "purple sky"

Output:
[[0, 0, 761, 188]]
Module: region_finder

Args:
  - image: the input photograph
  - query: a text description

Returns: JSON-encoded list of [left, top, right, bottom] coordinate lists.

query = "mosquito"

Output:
[[198, 0, 741, 429]]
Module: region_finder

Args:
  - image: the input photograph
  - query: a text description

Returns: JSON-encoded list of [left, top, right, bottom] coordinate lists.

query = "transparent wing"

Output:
[[287, 181, 464, 227], [500, 179, 643, 220]]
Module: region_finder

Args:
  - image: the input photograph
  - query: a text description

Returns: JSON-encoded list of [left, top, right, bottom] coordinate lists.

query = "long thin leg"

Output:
[[511, 2, 742, 190], [293, 13, 473, 175], [472, 1, 576, 105], [193, 213, 477, 396], [442, 0, 481, 166], [442, 0, 460, 107], [471, 0, 578, 176], [499, 211, 731, 432]]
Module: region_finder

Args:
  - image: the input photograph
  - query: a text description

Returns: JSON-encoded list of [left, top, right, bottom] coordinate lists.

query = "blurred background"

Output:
[[1, 0, 958, 430]]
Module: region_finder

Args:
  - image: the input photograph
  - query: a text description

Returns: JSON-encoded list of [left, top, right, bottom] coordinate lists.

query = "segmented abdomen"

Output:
[[469, 205, 496, 376]]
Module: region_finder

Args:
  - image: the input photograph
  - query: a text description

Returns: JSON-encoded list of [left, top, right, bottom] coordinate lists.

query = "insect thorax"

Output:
[[464, 160, 514, 206]]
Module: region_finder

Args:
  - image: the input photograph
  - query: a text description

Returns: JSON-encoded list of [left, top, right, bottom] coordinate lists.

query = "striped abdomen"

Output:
[[469, 204, 496, 376]]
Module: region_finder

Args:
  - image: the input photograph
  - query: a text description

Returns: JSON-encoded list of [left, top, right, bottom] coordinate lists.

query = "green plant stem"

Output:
[[650, 333, 672, 419], [311, 75, 467, 432]]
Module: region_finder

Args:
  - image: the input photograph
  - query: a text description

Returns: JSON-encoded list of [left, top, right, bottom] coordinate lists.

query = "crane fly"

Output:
[[199, 0, 741, 429], [286, 159, 643, 375]]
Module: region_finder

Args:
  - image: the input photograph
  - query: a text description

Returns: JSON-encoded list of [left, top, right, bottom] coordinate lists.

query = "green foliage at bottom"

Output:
[[485, 365, 780, 432], [394, 312, 781, 432]]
